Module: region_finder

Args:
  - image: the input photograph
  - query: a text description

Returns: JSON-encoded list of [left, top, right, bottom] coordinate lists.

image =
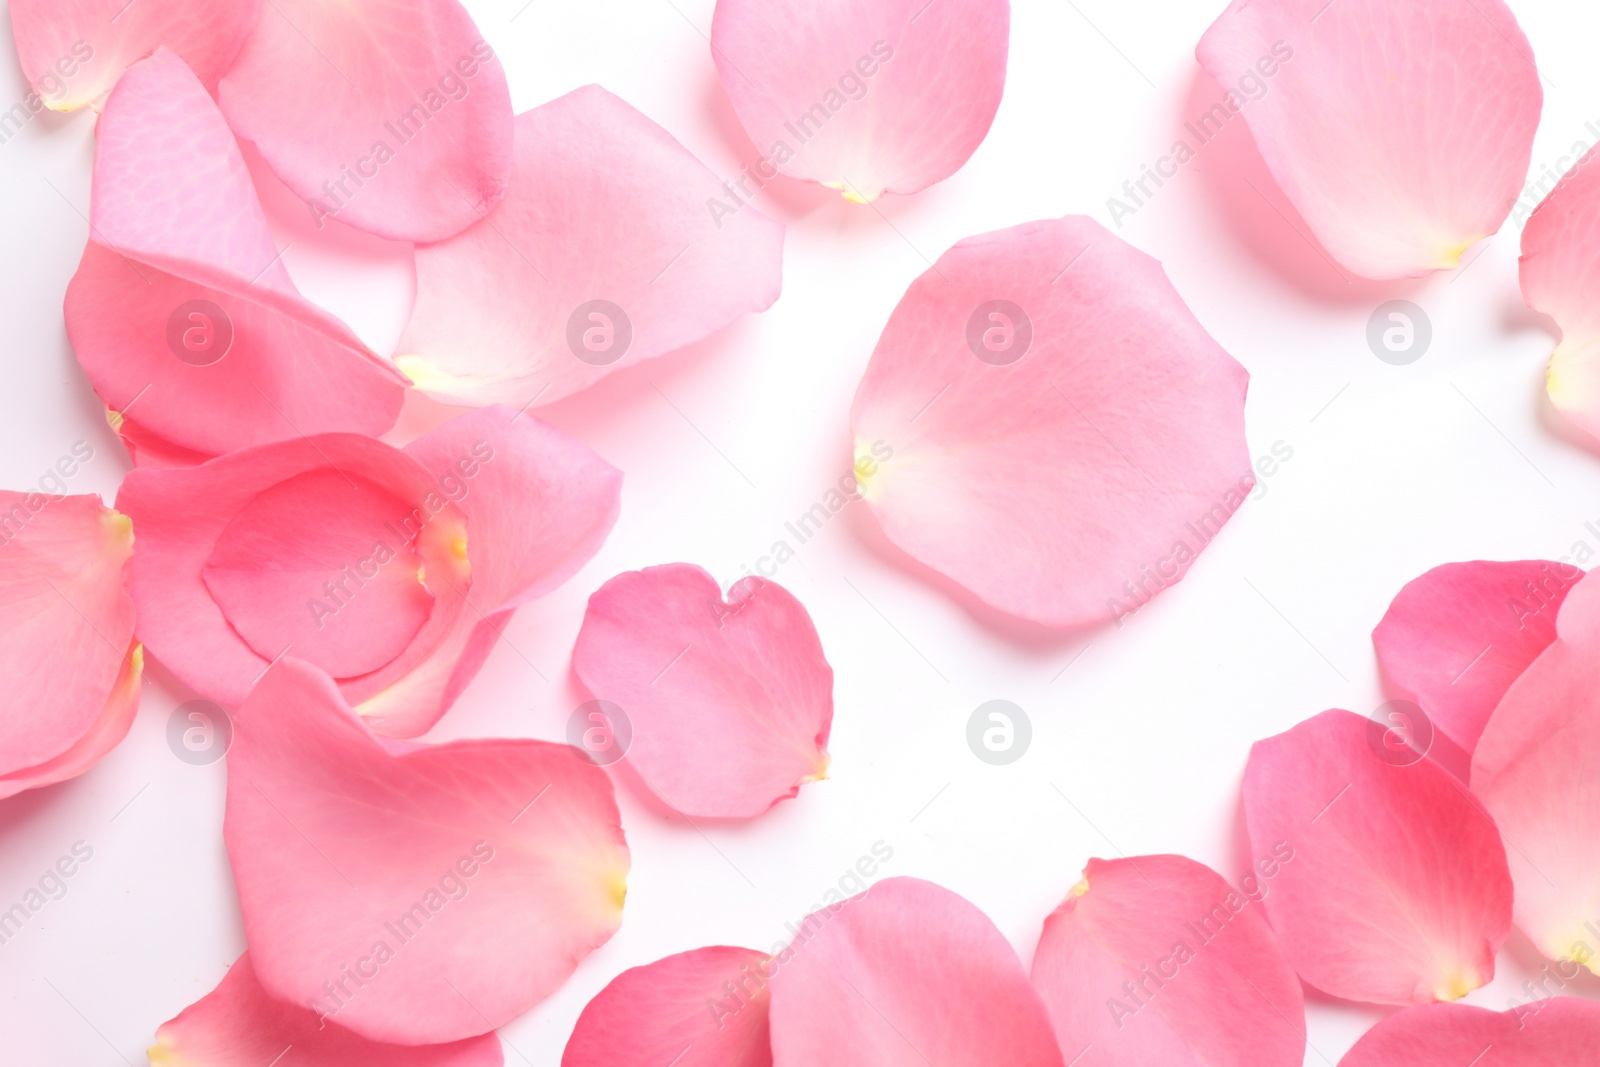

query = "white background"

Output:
[[3, 0, 1600, 1062]]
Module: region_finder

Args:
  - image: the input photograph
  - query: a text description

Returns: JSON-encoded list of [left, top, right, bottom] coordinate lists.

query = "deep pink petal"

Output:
[[1521, 145, 1600, 441], [149, 952, 502, 1066], [573, 564, 832, 818], [767, 877, 1063, 1066], [562, 946, 773, 1067], [1243, 709, 1512, 1004], [710, 0, 1008, 201], [1338, 999, 1600, 1065], [1373, 560, 1578, 755], [1197, 0, 1541, 279], [396, 85, 783, 407], [1031, 855, 1303, 1066], [226, 660, 630, 1044], [217, 0, 512, 242], [850, 216, 1252, 627], [1472, 570, 1600, 973]]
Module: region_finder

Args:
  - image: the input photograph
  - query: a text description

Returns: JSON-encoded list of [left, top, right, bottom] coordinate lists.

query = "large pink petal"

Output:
[[149, 953, 503, 1066], [850, 216, 1252, 627], [1472, 570, 1600, 973], [709, 0, 1008, 201], [573, 564, 832, 818], [217, 0, 512, 242], [395, 85, 784, 407], [0, 493, 139, 795], [1338, 999, 1600, 1065], [10, 0, 258, 111], [562, 946, 773, 1067], [767, 877, 1063, 1066], [1373, 560, 1578, 755], [65, 49, 405, 463], [226, 660, 630, 1044], [1030, 855, 1303, 1067], [1243, 709, 1512, 1004], [1197, 0, 1541, 280]]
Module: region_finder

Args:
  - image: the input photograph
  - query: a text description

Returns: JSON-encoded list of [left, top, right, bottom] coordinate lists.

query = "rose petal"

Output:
[[64, 49, 405, 464], [573, 564, 832, 818], [562, 946, 773, 1067], [149, 952, 503, 1066], [227, 659, 630, 1044], [849, 216, 1252, 627], [1243, 709, 1512, 1004], [10, 0, 259, 111], [217, 0, 512, 242], [1338, 998, 1600, 1065], [1197, 0, 1542, 279], [709, 0, 1008, 202], [1373, 560, 1578, 755], [1472, 569, 1600, 974], [395, 85, 784, 408], [767, 877, 1063, 1066], [1031, 855, 1303, 1067]]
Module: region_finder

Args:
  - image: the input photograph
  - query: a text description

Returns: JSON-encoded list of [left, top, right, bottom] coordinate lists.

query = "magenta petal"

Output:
[[1338, 999, 1600, 1065], [1521, 146, 1600, 441]]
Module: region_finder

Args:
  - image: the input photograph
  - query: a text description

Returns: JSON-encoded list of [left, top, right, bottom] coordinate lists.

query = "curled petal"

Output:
[[573, 564, 832, 818], [1338, 999, 1600, 1065], [850, 216, 1252, 627], [396, 85, 784, 408], [226, 660, 630, 1044], [1197, 0, 1542, 279], [1521, 146, 1600, 441], [1243, 709, 1512, 1004]]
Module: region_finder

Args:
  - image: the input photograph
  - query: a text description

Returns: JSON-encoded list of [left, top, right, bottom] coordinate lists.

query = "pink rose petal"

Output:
[[710, 0, 1009, 201], [226, 659, 630, 1044], [1031, 855, 1303, 1067], [850, 216, 1252, 627], [573, 564, 832, 818], [1197, 0, 1542, 279], [395, 85, 784, 408], [1243, 709, 1512, 1004], [1338, 998, 1600, 1065]]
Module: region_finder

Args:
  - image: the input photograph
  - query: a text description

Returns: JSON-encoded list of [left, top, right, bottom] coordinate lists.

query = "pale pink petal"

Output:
[[1373, 560, 1578, 755], [1243, 709, 1512, 1005], [709, 0, 1008, 201], [767, 877, 1063, 1066], [0, 493, 139, 798], [1339, 999, 1600, 1065], [1197, 0, 1542, 280], [65, 50, 405, 464], [1472, 570, 1600, 974], [10, 0, 258, 111], [850, 216, 1252, 627], [149, 953, 503, 1066], [227, 660, 630, 1044], [563, 946, 773, 1067], [573, 564, 831, 818], [395, 85, 783, 408], [217, 0, 512, 242], [1031, 855, 1303, 1067]]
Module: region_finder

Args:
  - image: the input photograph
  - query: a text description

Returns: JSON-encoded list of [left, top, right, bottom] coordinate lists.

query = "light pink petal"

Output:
[[562, 946, 773, 1067], [0, 493, 139, 796], [1197, 0, 1542, 280], [573, 564, 832, 818], [1373, 560, 1578, 755], [1338, 999, 1600, 1065], [65, 50, 405, 463], [217, 0, 512, 242], [1031, 855, 1303, 1067], [10, 0, 258, 111], [709, 0, 1008, 201], [395, 85, 784, 407], [149, 952, 503, 1066], [1243, 709, 1512, 1005], [1472, 570, 1600, 974], [767, 877, 1063, 1066], [850, 216, 1252, 627], [227, 660, 630, 1044]]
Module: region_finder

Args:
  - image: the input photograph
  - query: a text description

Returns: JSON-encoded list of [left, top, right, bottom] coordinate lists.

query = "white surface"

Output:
[[3, 0, 1600, 1061]]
